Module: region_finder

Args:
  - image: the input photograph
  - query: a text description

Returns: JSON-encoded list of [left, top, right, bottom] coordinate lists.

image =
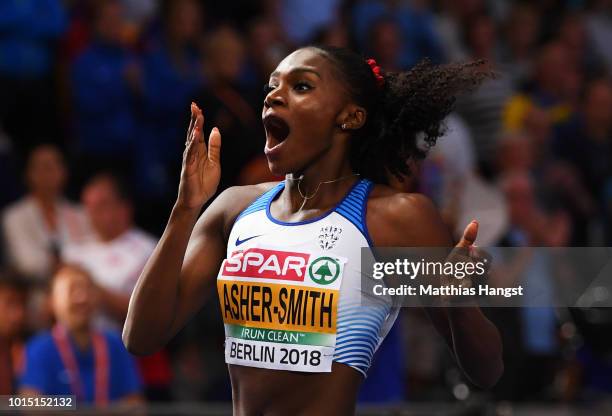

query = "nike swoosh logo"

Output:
[[235, 234, 262, 246]]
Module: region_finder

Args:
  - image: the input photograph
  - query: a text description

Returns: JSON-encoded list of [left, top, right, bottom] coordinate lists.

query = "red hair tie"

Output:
[[366, 58, 384, 88]]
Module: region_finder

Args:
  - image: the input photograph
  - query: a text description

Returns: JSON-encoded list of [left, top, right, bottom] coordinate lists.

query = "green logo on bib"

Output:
[[308, 257, 340, 285]]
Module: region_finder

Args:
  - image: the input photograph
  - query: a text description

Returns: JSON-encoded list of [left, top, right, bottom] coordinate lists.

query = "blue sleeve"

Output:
[[19, 336, 54, 394], [107, 333, 142, 398]]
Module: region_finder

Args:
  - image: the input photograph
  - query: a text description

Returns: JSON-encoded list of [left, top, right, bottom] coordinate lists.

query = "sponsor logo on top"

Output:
[[222, 248, 310, 281], [308, 257, 341, 285]]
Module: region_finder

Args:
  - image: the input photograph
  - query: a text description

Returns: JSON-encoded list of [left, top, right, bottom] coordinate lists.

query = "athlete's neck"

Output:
[[281, 159, 357, 215]]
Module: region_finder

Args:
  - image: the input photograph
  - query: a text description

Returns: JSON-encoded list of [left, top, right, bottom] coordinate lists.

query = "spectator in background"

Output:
[[558, 13, 605, 80], [136, 0, 204, 234], [242, 16, 288, 90], [0, 274, 27, 394], [554, 79, 612, 206], [70, 0, 138, 183], [19, 264, 143, 405], [434, 0, 487, 62], [420, 114, 508, 246], [454, 14, 514, 177], [495, 131, 540, 177], [606, 179, 612, 245], [504, 42, 576, 133], [553, 79, 612, 244], [521, 106, 554, 166], [352, 0, 443, 68], [122, 0, 159, 38], [585, 0, 612, 72], [366, 18, 404, 72], [498, 100, 597, 247], [499, 3, 540, 85], [311, 20, 350, 48], [492, 171, 568, 400], [279, 0, 342, 45], [0, 126, 21, 212], [418, 115, 474, 225], [197, 26, 269, 189], [495, 127, 595, 247], [62, 174, 154, 329], [499, 168, 569, 255], [0, 0, 67, 156], [2, 145, 90, 281], [61, 173, 171, 401]]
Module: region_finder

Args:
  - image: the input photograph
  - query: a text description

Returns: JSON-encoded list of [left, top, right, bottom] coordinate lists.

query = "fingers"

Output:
[[195, 109, 204, 142], [193, 105, 207, 162], [456, 220, 478, 248], [207, 127, 221, 165], [183, 124, 198, 164], [186, 102, 196, 143], [184, 102, 217, 167]]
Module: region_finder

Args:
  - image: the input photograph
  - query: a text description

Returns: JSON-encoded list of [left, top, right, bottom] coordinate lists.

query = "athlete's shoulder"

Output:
[[218, 182, 280, 201], [207, 182, 281, 239], [366, 185, 452, 247], [214, 182, 279, 215], [367, 184, 437, 220]]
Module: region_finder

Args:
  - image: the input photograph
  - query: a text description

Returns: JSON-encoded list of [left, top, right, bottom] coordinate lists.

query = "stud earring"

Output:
[[341, 123, 347, 130]]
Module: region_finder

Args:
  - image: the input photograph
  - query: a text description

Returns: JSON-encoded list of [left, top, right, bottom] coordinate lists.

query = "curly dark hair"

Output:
[[308, 45, 490, 184]]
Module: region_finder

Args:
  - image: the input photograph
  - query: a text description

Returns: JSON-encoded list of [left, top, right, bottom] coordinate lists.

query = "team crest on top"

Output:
[[319, 226, 342, 250]]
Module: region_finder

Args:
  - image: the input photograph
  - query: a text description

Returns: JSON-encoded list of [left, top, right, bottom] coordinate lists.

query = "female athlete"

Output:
[[123, 45, 503, 415]]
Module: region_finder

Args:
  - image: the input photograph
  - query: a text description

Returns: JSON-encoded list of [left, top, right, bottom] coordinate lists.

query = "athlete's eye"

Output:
[[294, 82, 312, 92], [263, 84, 276, 95]]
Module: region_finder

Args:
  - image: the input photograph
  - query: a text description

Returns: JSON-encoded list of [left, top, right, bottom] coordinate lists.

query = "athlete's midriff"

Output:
[[229, 362, 362, 416]]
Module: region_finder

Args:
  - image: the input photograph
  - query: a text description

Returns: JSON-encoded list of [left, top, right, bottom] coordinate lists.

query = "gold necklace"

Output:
[[288, 173, 361, 211]]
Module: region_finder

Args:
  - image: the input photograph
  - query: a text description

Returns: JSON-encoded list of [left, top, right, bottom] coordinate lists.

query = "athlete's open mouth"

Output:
[[263, 114, 290, 144]]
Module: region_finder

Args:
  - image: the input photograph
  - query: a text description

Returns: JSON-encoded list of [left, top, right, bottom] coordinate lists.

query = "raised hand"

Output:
[[176, 102, 222, 210]]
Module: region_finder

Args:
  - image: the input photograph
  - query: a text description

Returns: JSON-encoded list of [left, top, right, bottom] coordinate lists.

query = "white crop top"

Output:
[[216, 179, 399, 376]]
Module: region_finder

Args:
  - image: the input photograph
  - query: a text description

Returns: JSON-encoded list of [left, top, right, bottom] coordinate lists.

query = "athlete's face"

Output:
[[262, 48, 351, 175]]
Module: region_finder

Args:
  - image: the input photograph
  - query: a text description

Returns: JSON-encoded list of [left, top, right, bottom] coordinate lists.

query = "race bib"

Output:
[[217, 246, 346, 372]]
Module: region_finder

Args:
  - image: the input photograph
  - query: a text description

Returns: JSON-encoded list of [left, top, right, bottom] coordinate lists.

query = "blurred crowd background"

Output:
[[1, 0, 612, 410]]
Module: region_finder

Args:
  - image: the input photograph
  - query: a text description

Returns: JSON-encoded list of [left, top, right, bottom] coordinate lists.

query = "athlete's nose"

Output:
[[264, 87, 286, 108]]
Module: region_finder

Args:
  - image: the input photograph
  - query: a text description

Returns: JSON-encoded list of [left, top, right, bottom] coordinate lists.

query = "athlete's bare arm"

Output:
[[367, 188, 504, 389], [122, 103, 220, 355], [123, 104, 273, 355]]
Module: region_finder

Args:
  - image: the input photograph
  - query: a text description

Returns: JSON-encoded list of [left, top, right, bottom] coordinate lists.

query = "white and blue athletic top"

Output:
[[217, 179, 399, 377]]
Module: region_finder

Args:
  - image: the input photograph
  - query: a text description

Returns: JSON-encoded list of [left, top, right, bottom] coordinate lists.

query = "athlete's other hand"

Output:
[[456, 220, 478, 250], [437, 220, 492, 305], [177, 102, 222, 210], [453, 220, 491, 271]]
